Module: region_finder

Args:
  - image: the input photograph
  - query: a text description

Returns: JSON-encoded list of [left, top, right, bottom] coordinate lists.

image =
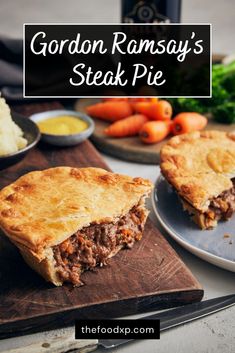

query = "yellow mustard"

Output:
[[37, 116, 88, 135]]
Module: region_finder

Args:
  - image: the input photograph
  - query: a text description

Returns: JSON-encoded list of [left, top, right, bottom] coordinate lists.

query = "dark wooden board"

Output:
[[75, 98, 235, 164], [0, 103, 203, 339]]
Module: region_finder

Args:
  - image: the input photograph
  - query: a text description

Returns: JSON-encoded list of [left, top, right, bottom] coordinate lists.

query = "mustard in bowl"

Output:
[[29, 110, 94, 146]]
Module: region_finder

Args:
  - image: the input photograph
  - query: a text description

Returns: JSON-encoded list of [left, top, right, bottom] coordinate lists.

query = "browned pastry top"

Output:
[[0, 167, 152, 254], [160, 131, 235, 212]]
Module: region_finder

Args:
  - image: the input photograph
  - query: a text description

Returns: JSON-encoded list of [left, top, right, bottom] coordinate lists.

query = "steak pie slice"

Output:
[[160, 131, 235, 230], [0, 167, 152, 286]]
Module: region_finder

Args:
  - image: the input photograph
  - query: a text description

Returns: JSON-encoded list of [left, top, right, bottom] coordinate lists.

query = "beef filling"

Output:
[[181, 179, 235, 229], [53, 202, 148, 285], [207, 178, 235, 221]]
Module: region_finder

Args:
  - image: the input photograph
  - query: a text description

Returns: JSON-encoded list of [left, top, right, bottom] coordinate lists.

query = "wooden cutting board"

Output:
[[75, 99, 235, 164], [0, 103, 203, 339]]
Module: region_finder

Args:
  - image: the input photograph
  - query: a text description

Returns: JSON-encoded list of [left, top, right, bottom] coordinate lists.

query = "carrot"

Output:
[[133, 100, 172, 121], [149, 100, 172, 121], [129, 98, 149, 103], [133, 102, 151, 114], [102, 98, 158, 103], [104, 114, 148, 137], [102, 98, 129, 102], [129, 98, 151, 110], [149, 98, 159, 103], [172, 113, 208, 135], [139, 121, 171, 144], [103, 98, 150, 103], [86, 101, 133, 122]]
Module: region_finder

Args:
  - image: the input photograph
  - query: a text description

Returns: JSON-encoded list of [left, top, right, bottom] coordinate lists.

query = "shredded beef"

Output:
[[53, 203, 148, 285], [180, 179, 235, 229], [207, 178, 235, 221]]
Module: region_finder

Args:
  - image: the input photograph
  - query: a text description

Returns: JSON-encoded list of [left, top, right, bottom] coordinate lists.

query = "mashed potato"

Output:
[[0, 97, 27, 156]]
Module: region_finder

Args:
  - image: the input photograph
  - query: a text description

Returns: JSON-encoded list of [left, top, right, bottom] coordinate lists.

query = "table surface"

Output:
[[1, 0, 235, 352], [1, 155, 235, 353]]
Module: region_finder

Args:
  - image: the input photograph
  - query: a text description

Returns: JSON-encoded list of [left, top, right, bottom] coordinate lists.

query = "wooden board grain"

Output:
[[0, 103, 203, 339], [75, 99, 235, 164]]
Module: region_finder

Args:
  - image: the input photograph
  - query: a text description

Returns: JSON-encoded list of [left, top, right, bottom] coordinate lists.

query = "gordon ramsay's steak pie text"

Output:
[[160, 131, 235, 229], [0, 167, 152, 286]]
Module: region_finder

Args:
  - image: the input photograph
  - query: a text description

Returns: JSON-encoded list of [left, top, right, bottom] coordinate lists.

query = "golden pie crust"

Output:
[[160, 130, 235, 213], [0, 167, 152, 285]]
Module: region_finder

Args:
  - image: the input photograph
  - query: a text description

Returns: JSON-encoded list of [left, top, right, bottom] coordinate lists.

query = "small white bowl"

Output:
[[29, 110, 94, 146], [0, 113, 40, 170]]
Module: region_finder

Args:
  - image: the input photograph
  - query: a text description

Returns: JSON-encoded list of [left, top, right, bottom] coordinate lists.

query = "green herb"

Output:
[[168, 98, 204, 115], [213, 102, 235, 124], [169, 60, 235, 124]]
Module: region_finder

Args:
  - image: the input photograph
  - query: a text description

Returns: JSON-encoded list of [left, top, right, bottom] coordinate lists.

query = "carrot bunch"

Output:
[[86, 98, 208, 144]]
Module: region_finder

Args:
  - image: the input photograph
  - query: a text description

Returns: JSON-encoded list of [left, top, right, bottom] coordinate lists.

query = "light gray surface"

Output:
[[1, 1, 235, 352], [0, 328, 97, 353]]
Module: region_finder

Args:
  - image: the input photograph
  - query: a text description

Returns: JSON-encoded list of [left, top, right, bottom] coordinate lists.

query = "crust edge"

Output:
[[15, 242, 63, 286]]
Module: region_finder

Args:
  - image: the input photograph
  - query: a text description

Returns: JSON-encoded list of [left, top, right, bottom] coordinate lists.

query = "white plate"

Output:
[[152, 175, 235, 272]]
